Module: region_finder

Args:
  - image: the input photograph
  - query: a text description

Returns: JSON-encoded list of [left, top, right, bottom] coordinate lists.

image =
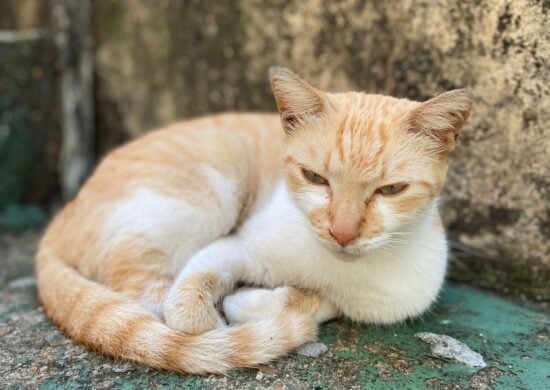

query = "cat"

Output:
[[36, 67, 472, 374]]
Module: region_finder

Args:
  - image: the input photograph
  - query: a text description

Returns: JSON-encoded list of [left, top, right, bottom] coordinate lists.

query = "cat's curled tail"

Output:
[[36, 246, 317, 374]]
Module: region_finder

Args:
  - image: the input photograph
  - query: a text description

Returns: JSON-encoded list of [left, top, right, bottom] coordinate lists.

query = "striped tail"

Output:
[[36, 248, 317, 374]]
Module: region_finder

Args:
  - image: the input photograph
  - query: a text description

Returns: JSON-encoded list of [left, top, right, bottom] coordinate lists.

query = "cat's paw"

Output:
[[164, 292, 225, 334], [223, 287, 288, 324]]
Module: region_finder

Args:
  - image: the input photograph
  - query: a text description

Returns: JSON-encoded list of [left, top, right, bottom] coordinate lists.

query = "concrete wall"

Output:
[[0, 0, 52, 30], [0, 0, 59, 216], [91, 1, 549, 299]]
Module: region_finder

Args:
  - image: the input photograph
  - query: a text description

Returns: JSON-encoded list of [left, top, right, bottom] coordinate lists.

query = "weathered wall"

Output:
[[0, 32, 59, 208], [93, 0, 549, 299], [0, 0, 52, 30], [55, 0, 95, 199], [0, 0, 95, 206], [92, 1, 259, 152], [0, 0, 59, 231]]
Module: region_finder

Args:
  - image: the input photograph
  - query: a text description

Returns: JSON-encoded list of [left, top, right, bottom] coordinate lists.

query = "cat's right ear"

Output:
[[269, 67, 326, 133]]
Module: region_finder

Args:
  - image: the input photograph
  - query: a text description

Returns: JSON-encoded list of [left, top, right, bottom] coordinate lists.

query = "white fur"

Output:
[[223, 287, 289, 324], [101, 171, 240, 268], [224, 286, 340, 324], [102, 188, 205, 253], [229, 180, 447, 324], [102, 176, 447, 326]]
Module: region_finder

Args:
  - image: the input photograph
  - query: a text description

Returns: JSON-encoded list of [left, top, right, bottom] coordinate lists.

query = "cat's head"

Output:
[[270, 67, 472, 258]]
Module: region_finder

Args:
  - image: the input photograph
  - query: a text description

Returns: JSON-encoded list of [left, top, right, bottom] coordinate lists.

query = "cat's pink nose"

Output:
[[329, 228, 358, 247]]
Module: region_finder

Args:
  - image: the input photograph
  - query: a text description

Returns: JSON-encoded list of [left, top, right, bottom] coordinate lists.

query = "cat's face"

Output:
[[271, 67, 472, 258]]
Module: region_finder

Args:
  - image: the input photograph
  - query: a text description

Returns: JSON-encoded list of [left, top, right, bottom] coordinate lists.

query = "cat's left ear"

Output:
[[269, 67, 327, 133], [407, 89, 473, 157]]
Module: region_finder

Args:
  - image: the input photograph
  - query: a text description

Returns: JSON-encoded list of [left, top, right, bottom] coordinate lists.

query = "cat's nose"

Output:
[[329, 228, 358, 247]]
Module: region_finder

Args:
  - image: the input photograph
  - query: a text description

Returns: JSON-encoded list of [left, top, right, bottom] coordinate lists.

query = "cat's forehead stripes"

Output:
[[327, 104, 397, 182]]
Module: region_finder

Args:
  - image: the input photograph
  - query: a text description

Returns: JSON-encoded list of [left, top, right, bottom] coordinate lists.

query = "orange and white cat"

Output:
[[36, 67, 472, 373]]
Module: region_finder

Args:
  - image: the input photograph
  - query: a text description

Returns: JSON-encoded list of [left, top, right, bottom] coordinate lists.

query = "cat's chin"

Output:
[[331, 250, 363, 262], [317, 240, 366, 261]]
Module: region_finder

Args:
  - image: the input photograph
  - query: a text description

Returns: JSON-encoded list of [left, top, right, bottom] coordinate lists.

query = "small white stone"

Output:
[[8, 276, 36, 290], [415, 332, 486, 368], [112, 363, 134, 373], [255, 371, 264, 380], [46, 334, 66, 347], [295, 342, 328, 358]]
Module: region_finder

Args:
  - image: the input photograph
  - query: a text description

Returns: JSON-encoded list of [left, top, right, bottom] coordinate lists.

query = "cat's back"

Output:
[[85, 112, 283, 198], [106, 112, 282, 168], [48, 112, 282, 239]]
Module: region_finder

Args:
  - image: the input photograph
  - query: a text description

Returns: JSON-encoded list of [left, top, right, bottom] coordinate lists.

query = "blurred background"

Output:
[[0, 0, 548, 301]]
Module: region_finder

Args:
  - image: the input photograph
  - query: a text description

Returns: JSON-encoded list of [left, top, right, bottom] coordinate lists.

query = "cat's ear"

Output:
[[269, 67, 326, 133], [407, 89, 473, 157]]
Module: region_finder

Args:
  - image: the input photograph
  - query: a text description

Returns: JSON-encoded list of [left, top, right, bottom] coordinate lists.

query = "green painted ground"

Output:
[[316, 286, 550, 389], [1, 233, 549, 389]]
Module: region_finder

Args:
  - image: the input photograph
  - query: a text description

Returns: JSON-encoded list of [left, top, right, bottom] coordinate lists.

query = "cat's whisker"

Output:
[[382, 238, 443, 253]]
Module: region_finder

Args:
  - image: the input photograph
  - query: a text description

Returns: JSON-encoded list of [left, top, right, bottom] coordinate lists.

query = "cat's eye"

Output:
[[302, 169, 329, 185], [376, 183, 408, 196]]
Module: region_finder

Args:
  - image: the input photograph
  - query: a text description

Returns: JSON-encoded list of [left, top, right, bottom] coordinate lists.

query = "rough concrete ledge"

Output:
[[1, 232, 548, 389]]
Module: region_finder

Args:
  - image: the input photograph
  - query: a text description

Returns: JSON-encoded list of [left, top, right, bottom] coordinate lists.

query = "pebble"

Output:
[[295, 342, 328, 358], [112, 363, 135, 373], [415, 332, 486, 368], [53, 360, 67, 369], [46, 334, 66, 347], [8, 276, 36, 290]]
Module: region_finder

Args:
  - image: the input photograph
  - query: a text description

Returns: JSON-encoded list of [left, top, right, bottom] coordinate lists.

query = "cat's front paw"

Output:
[[164, 292, 225, 334], [223, 287, 288, 324]]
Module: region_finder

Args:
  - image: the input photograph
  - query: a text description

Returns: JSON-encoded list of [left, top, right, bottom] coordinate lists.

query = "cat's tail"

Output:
[[36, 248, 317, 374]]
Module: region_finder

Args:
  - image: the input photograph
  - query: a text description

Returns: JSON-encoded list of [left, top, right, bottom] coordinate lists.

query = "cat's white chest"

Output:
[[239, 181, 448, 323]]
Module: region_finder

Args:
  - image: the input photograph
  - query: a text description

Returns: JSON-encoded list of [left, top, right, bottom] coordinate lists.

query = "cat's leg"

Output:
[[163, 236, 253, 334], [223, 287, 340, 325]]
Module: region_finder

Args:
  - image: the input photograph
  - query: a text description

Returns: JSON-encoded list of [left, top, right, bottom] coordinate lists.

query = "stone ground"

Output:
[[1, 232, 549, 389]]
